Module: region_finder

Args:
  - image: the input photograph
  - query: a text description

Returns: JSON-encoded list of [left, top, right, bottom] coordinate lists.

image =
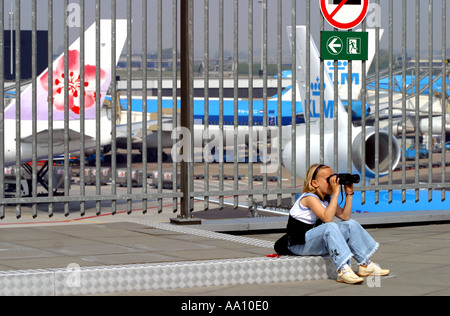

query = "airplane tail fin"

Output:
[[288, 25, 348, 133], [4, 19, 127, 122]]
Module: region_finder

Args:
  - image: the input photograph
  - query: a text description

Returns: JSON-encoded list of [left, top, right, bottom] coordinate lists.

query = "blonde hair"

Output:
[[303, 164, 331, 194]]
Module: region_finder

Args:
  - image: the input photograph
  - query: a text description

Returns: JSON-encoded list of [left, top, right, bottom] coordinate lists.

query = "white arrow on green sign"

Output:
[[327, 36, 343, 55]]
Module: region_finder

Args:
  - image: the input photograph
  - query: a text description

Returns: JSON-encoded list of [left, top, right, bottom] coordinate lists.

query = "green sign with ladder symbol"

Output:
[[321, 31, 368, 61]]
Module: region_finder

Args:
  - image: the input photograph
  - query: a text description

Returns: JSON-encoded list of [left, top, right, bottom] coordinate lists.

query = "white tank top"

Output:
[[290, 193, 329, 225]]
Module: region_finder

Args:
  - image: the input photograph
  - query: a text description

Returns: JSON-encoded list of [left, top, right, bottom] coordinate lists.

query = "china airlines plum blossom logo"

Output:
[[40, 50, 106, 115]]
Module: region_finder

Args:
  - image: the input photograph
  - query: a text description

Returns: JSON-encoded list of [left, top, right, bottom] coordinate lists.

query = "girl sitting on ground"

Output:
[[285, 164, 390, 284]]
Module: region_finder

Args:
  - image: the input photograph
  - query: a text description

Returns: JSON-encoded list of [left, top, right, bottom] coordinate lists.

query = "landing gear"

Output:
[[4, 179, 32, 198]]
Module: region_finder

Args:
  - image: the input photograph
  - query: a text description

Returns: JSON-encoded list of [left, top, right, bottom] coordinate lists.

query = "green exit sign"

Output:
[[321, 31, 368, 61]]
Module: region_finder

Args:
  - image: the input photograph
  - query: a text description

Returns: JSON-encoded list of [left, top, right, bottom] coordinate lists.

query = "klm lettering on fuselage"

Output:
[[309, 99, 334, 118], [329, 72, 360, 85], [309, 76, 334, 119]]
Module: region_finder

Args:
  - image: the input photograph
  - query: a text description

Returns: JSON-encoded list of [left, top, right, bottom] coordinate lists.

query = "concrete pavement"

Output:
[[0, 212, 449, 296]]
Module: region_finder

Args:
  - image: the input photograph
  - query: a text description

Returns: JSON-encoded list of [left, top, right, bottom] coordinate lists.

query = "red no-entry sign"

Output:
[[320, 0, 369, 30]]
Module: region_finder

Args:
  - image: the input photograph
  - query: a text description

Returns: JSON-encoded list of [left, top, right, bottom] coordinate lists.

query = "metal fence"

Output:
[[0, 0, 449, 221]]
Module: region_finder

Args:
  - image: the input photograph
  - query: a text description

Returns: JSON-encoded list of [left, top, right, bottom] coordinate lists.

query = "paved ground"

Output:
[[108, 222, 450, 297], [0, 213, 449, 296]]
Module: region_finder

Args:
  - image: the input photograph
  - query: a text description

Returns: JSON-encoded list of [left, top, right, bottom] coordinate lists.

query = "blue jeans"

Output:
[[288, 219, 379, 271]]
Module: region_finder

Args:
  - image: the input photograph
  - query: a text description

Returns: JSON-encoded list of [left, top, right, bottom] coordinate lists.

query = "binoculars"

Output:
[[327, 173, 360, 186]]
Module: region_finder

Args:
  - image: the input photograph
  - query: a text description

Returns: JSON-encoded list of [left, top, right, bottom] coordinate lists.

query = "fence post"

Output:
[[171, 0, 201, 225]]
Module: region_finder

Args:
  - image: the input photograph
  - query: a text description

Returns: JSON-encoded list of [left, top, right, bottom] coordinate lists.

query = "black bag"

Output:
[[274, 234, 293, 256]]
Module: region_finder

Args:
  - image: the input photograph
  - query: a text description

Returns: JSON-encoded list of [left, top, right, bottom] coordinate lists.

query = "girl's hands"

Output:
[[328, 175, 340, 195]]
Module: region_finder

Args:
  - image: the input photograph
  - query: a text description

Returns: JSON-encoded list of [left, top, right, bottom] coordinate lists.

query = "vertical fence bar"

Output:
[[0, 0, 4, 219], [290, 0, 296, 204], [80, 0, 86, 216], [218, 0, 224, 209], [276, 0, 282, 207], [361, 18, 367, 204], [31, 0, 37, 218], [47, 0, 54, 217], [233, 0, 239, 209], [401, 0, 407, 203], [203, 0, 210, 211], [441, 0, 447, 201], [95, 0, 101, 215], [172, 0, 178, 214], [262, 0, 268, 207], [63, 0, 70, 217], [414, 0, 420, 202], [385, 4, 393, 204], [188, 0, 195, 217], [248, 0, 254, 210], [346, 44, 352, 174], [126, 0, 132, 213], [427, 0, 434, 202], [374, 0, 380, 204], [333, 27, 339, 171], [157, 0, 163, 214], [110, 0, 117, 215], [305, 0, 310, 179], [141, 0, 148, 214], [319, 11, 325, 164], [14, 0, 21, 219]]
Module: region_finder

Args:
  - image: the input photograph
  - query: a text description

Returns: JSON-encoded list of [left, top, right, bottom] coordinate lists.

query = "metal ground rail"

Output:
[[0, 256, 335, 296], [0, 0, 449, 221]]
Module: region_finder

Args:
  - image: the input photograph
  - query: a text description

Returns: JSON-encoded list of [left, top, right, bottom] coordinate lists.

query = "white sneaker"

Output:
[[337, 267, 364, 284], [358, 262, 390, 277]]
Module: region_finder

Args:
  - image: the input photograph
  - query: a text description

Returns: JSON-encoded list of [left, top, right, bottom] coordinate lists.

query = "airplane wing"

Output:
[[116, 122, 152, 144], [116, 118, 174, 148], [21, 129, 94, 147]]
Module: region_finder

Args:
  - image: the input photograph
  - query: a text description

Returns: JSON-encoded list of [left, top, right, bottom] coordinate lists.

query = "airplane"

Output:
[[109, 29, 382, 161], [111, 91, 305, 162], [2, 19, 127, 190]]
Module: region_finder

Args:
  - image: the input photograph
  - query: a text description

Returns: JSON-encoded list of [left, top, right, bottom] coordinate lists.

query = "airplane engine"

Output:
[[352, 127, 401, 179], [281, 126, 401, 181]]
